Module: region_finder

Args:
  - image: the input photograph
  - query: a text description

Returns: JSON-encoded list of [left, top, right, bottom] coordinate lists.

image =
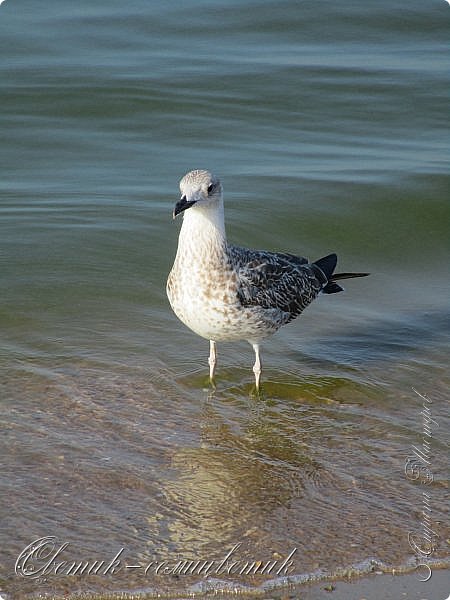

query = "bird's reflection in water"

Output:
[[150, 380, 341, 559]]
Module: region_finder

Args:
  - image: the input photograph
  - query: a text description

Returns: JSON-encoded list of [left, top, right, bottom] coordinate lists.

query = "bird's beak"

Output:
[[173, 196, 197, 219]]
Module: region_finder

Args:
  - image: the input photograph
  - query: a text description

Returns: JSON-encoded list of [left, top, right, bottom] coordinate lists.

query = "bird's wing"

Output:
[[228, 246, 326, 322]]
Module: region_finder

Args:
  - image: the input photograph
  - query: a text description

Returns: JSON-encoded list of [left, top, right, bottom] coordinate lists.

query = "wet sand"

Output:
[[293, 569, 449, 600], [2, 569, 449, 600], [1, 360, 449, 600]]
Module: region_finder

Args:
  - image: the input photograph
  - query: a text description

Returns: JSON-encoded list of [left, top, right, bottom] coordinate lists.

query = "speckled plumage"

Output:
[[167, 169, 368, 388]]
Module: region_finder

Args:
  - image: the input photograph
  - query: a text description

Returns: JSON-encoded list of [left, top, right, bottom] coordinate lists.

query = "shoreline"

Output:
[[293, 568, 449, 599], [2, 567, 449, 600]]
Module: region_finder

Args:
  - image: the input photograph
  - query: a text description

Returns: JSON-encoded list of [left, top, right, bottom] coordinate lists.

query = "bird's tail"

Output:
[[313, 253, 369, 295]]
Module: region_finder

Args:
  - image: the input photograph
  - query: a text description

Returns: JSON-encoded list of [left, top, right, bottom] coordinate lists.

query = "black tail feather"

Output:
[[332, 272, 370, 280], [322, 281, 344, 294], [313, 253, 337, 280], [313, 253, 369, 295]]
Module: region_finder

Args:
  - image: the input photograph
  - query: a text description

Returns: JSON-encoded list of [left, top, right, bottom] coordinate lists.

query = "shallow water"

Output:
[[1, 0, 449, 598]]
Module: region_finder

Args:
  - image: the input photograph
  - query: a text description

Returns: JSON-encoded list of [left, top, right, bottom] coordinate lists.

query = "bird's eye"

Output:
[[207, 183, 215, 195]]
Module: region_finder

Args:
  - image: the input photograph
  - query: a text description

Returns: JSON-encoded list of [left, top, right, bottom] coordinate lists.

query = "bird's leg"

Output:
[[252, 343, 262, 390], [208, 340, 217, 383]]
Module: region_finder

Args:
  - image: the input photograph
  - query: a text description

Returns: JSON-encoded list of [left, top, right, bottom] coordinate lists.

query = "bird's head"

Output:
[[173, 170, 223, 219]]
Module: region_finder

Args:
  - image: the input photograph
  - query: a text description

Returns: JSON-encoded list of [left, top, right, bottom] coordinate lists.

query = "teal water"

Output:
[[1, 1, 449, 598]]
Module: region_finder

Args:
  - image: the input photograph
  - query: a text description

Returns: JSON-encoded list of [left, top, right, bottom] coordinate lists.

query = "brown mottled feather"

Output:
[[227, 246, 327, 323]]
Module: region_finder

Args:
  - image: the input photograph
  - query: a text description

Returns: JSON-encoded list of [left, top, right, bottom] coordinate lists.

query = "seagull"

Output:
[[167, 169, 369, 390]]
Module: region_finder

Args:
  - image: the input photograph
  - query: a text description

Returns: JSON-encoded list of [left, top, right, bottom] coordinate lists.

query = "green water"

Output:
[[1, 1, 449, 598]]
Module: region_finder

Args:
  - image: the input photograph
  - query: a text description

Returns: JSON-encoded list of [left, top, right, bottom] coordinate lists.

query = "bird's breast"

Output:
[[167, 252, 243, 340]]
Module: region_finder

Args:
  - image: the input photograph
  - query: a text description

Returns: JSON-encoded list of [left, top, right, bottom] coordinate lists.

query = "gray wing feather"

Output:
[[228, 246, 326, 323]]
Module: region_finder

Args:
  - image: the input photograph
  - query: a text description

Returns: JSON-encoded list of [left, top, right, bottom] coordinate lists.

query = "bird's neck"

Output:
[[178, 203, 227, 257]]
